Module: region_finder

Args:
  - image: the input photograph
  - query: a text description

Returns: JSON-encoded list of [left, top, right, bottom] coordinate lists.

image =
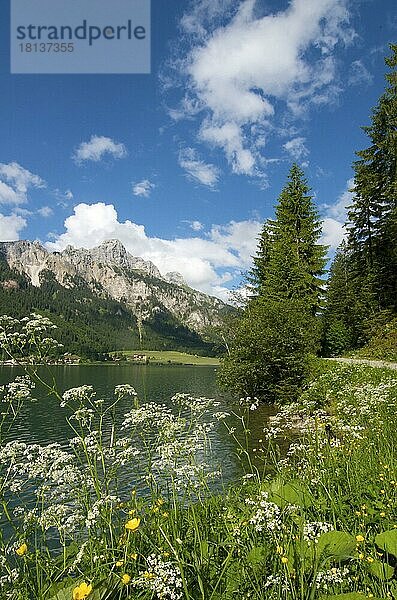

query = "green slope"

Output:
[[0, 255, 216, 359]]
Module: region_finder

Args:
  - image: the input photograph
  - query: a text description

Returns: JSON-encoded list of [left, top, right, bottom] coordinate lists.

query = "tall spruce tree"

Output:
[[324, 45, 397, 356], [347, 44, 397, 312], [262, 164, 327, 314], [219, 165, 327, 402]]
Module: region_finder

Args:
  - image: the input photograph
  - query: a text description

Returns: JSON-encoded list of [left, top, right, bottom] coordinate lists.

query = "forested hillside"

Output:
[[0, 255, 216, 359], [323, 45, 397, 358]]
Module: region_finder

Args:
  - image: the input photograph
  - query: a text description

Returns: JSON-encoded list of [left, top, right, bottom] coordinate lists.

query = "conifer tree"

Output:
[[263, 164, 327, 314], [324, 46, 397, 356], [347, 44, 397, 312], [219, 165, 327, 402]]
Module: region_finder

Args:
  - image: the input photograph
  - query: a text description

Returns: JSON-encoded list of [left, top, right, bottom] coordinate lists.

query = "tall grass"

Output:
[[0, 315, 397, 600]]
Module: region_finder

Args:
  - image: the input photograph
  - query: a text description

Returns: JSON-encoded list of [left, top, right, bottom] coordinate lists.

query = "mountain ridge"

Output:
[[0, 239, 230, 357]]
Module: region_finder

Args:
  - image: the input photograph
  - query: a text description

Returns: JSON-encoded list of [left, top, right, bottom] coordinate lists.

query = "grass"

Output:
[[116, 350, 220, 366]]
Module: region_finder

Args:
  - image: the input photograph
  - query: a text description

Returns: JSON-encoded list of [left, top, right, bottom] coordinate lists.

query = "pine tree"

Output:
[[246, 223, 271, 296], [249, 164, 327, 313], [219, 165, 327, 402], [322, 242, 374, 354], [347, 44, 397, 312]]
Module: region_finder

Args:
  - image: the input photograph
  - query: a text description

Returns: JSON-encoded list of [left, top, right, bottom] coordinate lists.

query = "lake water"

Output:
[[0, 364, 276, 490]]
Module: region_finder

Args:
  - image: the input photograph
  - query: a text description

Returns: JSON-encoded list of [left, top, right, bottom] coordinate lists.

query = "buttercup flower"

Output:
[[72, 582, 92, 600], [16, 543, 27, 556], [121, 574, 131, 585], [356, 535, 365, 542], [125, 517, 140, 532]]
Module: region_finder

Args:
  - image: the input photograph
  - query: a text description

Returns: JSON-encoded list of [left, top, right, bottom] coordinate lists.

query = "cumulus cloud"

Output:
[[348, 60, 373, 86], [132, 179, 156, 197], [0, 162, 45, 205], [179, 147, 220, 187], [0, 213, 27, 241], [72, 136, 127, 164], [283, 137, 309, 161], [46, 202, 261, 300], [320, 178, 354, 249], [172, 0, 354, 176]]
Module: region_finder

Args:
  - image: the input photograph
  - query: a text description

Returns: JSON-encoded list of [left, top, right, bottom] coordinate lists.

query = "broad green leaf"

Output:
[[316, 531, 356, 560], [367, 559, 395, 580], [47, 583, 78, 600], [246, 546, 267, 570], [47, 582, 107, 600], [375, 529, 397, 558], [269, 479, 312, 508]]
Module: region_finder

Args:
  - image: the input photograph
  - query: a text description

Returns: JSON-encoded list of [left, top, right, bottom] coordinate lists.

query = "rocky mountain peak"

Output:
[[0, 239, 229, 334], [96, 239, 128, 258], [166, 271, 187, 286]]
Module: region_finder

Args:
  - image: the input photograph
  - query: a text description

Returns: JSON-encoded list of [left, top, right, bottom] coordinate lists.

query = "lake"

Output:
[[0, 364, 276, 491]]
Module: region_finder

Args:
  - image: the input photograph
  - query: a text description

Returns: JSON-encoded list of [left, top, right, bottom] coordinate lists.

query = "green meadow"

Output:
[[117, 350, 220, 366]]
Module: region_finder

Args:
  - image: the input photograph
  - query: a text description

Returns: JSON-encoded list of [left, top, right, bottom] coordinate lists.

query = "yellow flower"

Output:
[[276, 546, 284, 555], [131, 553, 138, 560], [16, 543, 27, 556], [125, 517, 140, 532], [72, 582, 92, 600], [115, 560, 124, 567], [121, 574, 131, 585], [380, 512, 386, 518], [367, 557, 374, 563], [143, 571, 155, 580], [356, 535, 365, 542], [358, 553, 364, 560], [281, 556, 289, 564], [156, 498, 165, 506]]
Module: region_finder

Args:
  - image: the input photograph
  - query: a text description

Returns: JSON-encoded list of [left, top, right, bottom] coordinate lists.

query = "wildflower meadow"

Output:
[[0, 315, 397, 600]]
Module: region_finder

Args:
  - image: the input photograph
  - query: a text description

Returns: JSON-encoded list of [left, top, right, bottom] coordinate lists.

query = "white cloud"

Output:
[[46, 202, 262, 300], [320, 178, 354, 249], [37, 206, 53, 218], [72, 136, 127, 164], [174, 0, 354, 176], [187, 220, 204, 231], [0, 213, 27, 241], [132, 179, 156, 197], [179, 147, 220, 186], [0, 162, 45, 205], [0, 182, 21, 205], [321, 217, 345, 249], [283, 137, 309, 161], [180, 0, 236, 37], [348, 60, 373, 86]]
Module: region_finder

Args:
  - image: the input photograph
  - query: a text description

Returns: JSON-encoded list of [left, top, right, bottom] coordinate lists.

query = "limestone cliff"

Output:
[[0, 240, 228, 334]]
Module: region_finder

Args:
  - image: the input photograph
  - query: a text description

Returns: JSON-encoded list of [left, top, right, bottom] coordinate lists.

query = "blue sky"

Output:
[[0, 0, 395, 299]]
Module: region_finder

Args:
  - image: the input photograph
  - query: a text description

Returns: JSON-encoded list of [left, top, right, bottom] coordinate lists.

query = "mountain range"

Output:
[[0, 239, 231, 358]]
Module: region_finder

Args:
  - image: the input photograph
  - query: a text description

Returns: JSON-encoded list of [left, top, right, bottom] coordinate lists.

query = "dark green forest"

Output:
[[323, 45, 397, 359], [219, 45, 397, 401]]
